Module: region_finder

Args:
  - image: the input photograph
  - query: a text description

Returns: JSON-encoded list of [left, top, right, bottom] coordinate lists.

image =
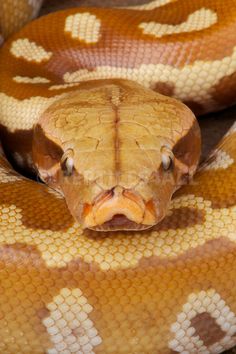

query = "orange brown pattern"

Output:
[[0, 122, 234, 352], [0, 0, 236, 353], [176, 132, 236, 209], [0, 0, 236, 114]]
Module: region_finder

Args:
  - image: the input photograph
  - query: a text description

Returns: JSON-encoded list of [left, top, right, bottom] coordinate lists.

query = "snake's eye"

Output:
[[161, 146, 174, 171], [61, 149, 74, 176]]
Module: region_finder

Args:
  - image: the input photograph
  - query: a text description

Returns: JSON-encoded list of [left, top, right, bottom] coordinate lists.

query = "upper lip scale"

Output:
[[83, 188, 156, 228]]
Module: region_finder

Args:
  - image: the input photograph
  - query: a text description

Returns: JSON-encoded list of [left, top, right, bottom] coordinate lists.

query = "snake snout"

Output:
[[82, 186, 157, 231]]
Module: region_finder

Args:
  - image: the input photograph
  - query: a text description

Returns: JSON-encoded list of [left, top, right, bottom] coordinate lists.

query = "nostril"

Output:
[[112, 186, 124, 196], [95, 186, 125, 206]]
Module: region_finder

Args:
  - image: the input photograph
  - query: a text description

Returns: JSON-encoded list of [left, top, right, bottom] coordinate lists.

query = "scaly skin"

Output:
[[0, 0, 236, 353]]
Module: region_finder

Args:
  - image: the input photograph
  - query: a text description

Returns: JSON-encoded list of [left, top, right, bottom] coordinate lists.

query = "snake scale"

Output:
[[0, 0, 236, 353]]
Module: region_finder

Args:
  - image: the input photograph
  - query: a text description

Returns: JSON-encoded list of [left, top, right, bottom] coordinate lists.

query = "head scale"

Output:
[[32, 79, 201, 231]]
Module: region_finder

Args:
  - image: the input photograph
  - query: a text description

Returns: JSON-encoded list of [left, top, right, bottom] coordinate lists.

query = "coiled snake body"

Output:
[[0, 0, 236, 353]]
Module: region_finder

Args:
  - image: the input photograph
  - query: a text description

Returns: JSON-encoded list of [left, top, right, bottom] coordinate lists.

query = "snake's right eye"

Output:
[[61, 149, 74, 176]]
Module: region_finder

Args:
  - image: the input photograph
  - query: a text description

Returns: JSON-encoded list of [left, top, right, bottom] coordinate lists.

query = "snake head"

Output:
[[32, 79, 201, 232]]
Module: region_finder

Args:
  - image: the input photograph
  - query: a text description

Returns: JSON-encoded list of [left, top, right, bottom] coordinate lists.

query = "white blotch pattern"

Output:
[[65, 12, 101, 43], [203, 150, 234, 171], [139, 8, 217, 38], [62, 45, 236, 110], [49, 83, 81, 90], [43, 288, 102, 354], [0, 166, 21, 183], [0, 175, 235, 269], [169, 289, 236, 353], [10, 38, 52, 63], [13, 76, 50, 84], [0, 92, 68, 131]]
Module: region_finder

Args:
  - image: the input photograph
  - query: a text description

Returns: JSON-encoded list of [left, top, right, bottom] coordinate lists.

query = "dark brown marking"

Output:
[[191, 312, 225, 346], [37, 307, 50, 321], [0, 180, 73, 231], [183, 101, 205, 116], [152, 82, 175, 96], [212, 72, 236, 107], [154, 207, 205, 231], [33, 124, 63, 163], [0, 124, 34, 176], [173, 119, 201, 170], [32, 124, 64, 184]]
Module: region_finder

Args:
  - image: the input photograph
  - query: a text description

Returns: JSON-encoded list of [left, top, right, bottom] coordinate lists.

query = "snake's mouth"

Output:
[[89, 215, 154, 232], [82, 186, 157, 232]]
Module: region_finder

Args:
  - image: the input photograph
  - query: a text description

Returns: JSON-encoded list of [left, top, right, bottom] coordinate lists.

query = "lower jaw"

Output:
[[87, 214, 154, 232]]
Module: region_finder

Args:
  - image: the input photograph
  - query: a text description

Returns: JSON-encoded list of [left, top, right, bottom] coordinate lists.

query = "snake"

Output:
[[0, 0, 236, 352]]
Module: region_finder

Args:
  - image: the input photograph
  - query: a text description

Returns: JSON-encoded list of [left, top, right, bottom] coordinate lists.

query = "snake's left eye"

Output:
[[61, 149, 74, 176], [161, 146, 174, 171]]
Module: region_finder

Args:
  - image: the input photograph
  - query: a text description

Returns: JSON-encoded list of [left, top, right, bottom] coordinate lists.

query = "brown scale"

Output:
[[0, 0, 236, 105], [177, 132, 236, 209]]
